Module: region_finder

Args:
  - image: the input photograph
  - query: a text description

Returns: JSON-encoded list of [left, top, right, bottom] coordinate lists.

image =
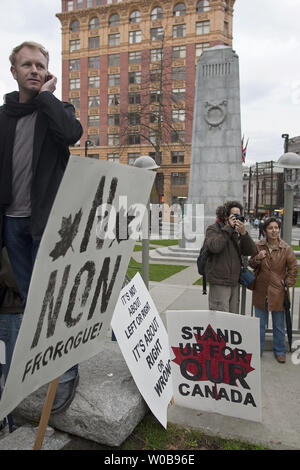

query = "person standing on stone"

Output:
[[249, 217, 297, 363], [0, 41, 83, 417], [204, 201, 256, 313]]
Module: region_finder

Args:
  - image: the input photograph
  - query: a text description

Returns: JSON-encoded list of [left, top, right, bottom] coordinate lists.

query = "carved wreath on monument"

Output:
[[204, 100, 228, 129]]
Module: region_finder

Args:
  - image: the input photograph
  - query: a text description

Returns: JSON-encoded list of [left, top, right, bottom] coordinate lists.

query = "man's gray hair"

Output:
[[9, 41, 49, 66]]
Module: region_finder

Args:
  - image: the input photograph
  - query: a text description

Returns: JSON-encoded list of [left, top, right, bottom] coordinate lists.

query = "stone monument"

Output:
[[181, 45, 243, 249], [151, 45, 243, 261]]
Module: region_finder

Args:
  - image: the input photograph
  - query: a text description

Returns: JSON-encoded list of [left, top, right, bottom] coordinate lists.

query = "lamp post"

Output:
[[276, 152, 300, 245], [84, 139, 92, 158], [134, 156, 160, 288]]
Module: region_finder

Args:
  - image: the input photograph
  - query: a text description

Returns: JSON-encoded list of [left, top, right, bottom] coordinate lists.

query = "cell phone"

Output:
[[45, 72, 52, 83], [234, 214, 245, 222]]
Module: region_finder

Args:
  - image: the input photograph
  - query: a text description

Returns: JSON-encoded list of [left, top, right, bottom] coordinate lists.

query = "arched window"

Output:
[[89, 17, 99, 29], [196, 0, 210, 13], [70, 20, 80, 32], [109, 13, 120, 27], [173, 3, 186, 16], [151, 6, 163, 20], [130, 10, 141, 23]]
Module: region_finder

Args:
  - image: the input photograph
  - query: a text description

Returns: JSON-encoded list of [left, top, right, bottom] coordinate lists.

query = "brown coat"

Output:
[[249, 239, 298, 311], [205, 222, 256, 286]]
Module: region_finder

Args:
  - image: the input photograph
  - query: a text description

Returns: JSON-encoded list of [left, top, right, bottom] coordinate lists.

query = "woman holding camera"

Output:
[[249, 217, 297, 363]]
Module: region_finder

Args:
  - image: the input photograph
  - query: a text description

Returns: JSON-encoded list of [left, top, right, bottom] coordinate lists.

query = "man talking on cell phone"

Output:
[[0, 41, 83, 427], [204, 201, 256, 314]]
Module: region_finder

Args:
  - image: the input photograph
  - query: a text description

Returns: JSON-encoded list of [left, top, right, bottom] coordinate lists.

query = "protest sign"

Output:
[[0, 156, 155, 420], [111, 273, 172, 428], [167, 310, 261, 422]]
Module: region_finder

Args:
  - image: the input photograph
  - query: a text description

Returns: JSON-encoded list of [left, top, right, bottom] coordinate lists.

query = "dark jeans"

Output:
[[2, 216, 78, 384]]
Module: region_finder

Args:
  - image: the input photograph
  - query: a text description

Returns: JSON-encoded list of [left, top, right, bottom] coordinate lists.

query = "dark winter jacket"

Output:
[[205, 222, 256, 286], [0, 91, 83, 247], [0, 248, 23, 314]]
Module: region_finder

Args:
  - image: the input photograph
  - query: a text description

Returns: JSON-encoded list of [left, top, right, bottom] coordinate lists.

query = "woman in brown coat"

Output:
[[249, 217, 298, 363]]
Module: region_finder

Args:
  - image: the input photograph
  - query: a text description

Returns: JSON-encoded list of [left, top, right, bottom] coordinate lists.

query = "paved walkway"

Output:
[[131, 233, 300, 450]]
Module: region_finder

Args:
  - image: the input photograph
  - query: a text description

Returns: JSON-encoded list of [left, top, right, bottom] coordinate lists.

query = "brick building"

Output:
[[56, 0, 235, 206]]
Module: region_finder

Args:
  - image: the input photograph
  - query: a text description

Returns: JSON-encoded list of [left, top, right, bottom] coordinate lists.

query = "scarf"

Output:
[[0, 91, 38, 207]]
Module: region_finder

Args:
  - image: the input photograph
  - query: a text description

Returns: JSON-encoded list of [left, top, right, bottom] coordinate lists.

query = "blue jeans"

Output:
[[2, 216, 78, 384], [255, 303, 286, 356]]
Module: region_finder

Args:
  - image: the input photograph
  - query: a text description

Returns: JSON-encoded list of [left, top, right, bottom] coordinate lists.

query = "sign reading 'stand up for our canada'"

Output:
[[0, 157, 155, 421], [167, 310, 262, 422]]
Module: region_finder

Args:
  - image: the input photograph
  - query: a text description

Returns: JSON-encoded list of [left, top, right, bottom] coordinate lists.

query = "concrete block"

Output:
[[14, 342, 148, 447], [0, 425, 70, 450]]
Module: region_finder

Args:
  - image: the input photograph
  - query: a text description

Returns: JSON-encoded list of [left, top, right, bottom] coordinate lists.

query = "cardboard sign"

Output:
[[111, 273, 172, 428], [0, 157, 155, 420], [167, 310, 261, 422]]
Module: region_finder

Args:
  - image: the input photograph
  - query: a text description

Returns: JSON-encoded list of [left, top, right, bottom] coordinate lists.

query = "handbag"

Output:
[[239, 267, 256, 288]]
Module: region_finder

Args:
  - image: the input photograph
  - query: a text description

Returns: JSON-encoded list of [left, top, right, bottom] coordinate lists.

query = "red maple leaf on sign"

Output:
[[171, 324, 255, 398]]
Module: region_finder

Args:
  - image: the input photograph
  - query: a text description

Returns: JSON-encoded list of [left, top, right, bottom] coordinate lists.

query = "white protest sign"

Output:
[[111, 272, 172, 428], [167, 310, 261, 422], [0, 157, 155, 420]]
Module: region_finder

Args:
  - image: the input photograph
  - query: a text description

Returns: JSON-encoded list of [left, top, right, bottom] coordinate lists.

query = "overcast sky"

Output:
[[1, 0, 300, 165]]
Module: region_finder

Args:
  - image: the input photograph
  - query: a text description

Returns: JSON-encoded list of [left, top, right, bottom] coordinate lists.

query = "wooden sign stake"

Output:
[[33, 377, 60, 450]]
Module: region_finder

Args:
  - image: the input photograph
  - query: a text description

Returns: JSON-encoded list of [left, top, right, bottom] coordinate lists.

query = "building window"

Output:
[[150, 69, 161, 82], [89, 17, 99, 29], [88, 96, 100, 107], [196, 43, 210, 57], [88, 76, 100, 88], [108, 114, 120, 126], [108, 134, 120, 146], [70, 40, 80, 52], [196, 0, 210, 12], [171, 172, 186, 185], [196, 21, 210, 35], [150, 112, 160, 123], [70, 78, 80, 89], [172, 88, 185, 101], [70, 20, 80, 32], [67, 1, 74, 11], [128, 153, 140, 165], [89, 134, 99, 146], [128, 112, 140, 125], [224, 21, 229, 35], [172, 45, 186, 59], [130, 10, 141, 23], [151, 48, 162, 62], [128, 92, 141, 104], [173, 24, 186, 38], [149, 131, 156, 144], [108, 74, 120, 87], [88, 115, 100, 127], [109, 13, 120, 27], [150, 90, 161, 103], [108, 153, 120, 163], [171, 151, 184, 163], [128, 134, 140, 145], [173, 3, 186, 16], [171, 130, 185, 143], [151, 6, 163, 20], [69, 59, 80, 71], [96, 0, 102, 4], [129, 30, 142, 44], [172, 109, 185, 122], [108, 53, 120, 67], [88, 56, 100, 68], [87, 0, 93, 7], [89, 36, 100, 49], [129, 51, 141, 64], [172, 66, 185, 81], [129, 71, 141, 84], [77, 0, 83, 9], [108, 33, 120, 47], [108, 94, 120, 105], [88, 153, 99, 159], [70, 97, 80, 109], [150, 27, 164, 41]]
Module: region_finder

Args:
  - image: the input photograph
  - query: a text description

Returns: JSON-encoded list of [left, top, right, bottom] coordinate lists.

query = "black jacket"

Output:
[[0, 91, 83, 245]]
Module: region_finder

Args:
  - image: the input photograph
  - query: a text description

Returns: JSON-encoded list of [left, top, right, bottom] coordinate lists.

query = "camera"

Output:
[[234, 214, 245, 222]]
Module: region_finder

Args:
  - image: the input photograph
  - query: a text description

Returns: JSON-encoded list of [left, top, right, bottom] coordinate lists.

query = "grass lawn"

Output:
[[120, 413, 267, 451], [127, 257, 187, 282], [149, 239, 179, 247]]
